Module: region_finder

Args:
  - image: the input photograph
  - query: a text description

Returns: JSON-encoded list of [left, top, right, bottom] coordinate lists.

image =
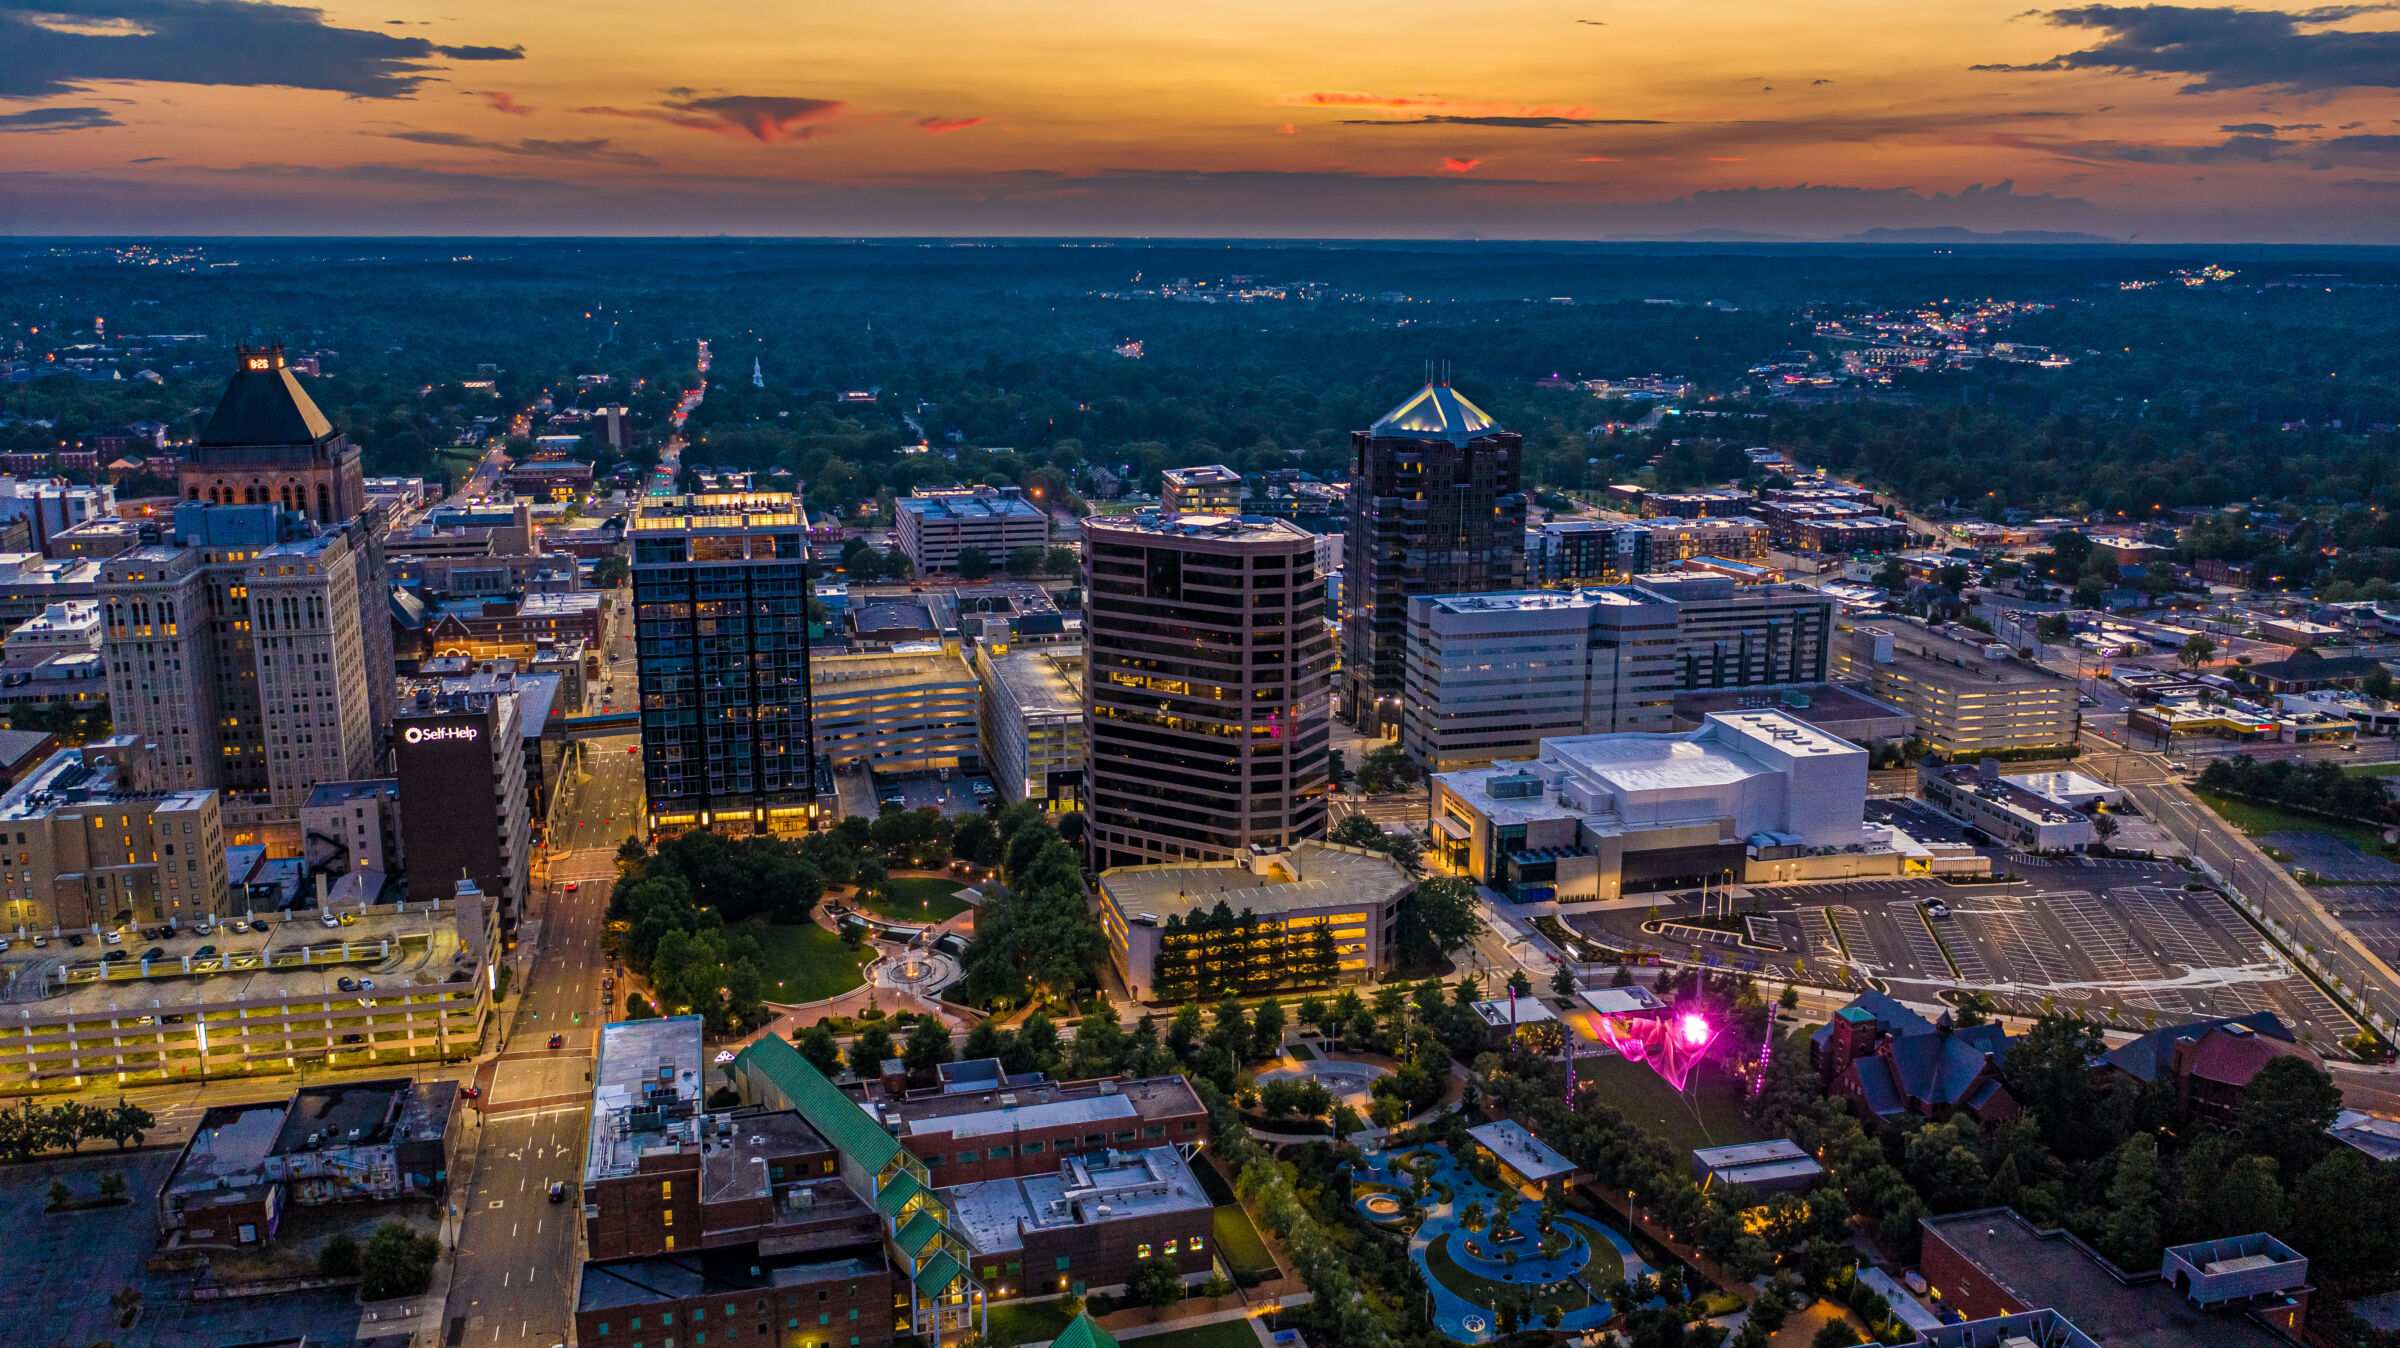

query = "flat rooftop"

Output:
[[629, 493, 802, 532], [1423, 587, 1663, 616], [947, 1146, 1212, 1258], [273, 1078, 408, 1155], [11, 903, 475, 1018], [1471, 998, 1558, 1028], [869, 1074, 1201, 1134], [1858, 627, 2070, 691], [1921, 1209, 2288, 1348], [1082, 513, 1315, 545], [901, 494, 1045, 522], [1469, 1120, 1577, 1181], [1097, 841, 1414, 922], [1693, 1139, 1810, 1168], [168, 1102, 288, 1192], [578, 1252, 881, 1313], [587, 1014, 707, 1184], [984, 646, 1083, 718], [812, 649, 976, 693], [1672, 684, 1910, 727]]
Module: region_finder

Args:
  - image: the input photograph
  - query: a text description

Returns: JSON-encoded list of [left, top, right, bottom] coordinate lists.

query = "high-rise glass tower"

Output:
[[629, 493, 816, 836], [1340, 382, 1527, 735]]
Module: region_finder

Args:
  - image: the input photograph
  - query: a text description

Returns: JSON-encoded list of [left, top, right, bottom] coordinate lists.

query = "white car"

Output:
[[102, 930, 122, 945]]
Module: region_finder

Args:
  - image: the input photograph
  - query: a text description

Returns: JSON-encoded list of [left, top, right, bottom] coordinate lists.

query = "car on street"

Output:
[[602, 976, 614, 990], [460, 1084, 481, 1100], [548, 1181, 567, 1202], [565, 881, 579, 893], [549, 1033, 564, 1049]]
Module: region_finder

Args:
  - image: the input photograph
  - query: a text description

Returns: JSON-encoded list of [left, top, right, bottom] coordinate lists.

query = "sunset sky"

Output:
[[5, 0, 2400, 239]]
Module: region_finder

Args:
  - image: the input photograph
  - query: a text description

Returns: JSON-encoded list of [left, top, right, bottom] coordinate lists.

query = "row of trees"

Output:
[[2197, 754, 2400, 825], [951, 807, 1108, 1010], [0, 1096, 155, 1161]]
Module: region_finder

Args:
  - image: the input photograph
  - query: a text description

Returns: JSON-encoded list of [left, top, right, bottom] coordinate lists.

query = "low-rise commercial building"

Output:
[[1431, 709, 1894, 901], [812, 647, 981, 774], [159, 1101, 288, 1245], [1691, 1139, 1824, 1195], [1094, 840, 1415, 1002], [897, 487, 1047, 574], [1921, 761, 2096, 853], [862, 1066, 1207, 1190], [266, 1077, 459, 1202], [1918, 1209, 2309, 1348], [1834, 623, 2078, 755], [975, 644, 1084, 808]]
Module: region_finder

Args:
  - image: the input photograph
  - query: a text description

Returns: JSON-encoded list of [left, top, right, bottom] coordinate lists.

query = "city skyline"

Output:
[[2, 0, 2399, 240]]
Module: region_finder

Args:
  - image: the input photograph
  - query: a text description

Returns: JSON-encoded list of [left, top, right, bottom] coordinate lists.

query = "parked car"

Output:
[[102, 930, 122, 945], [29, 934, 45, 949], [337, 976, 357, 991], [194, 945, 218, 959], [66, 933, 84, 947], [141, 947, 164, 962], [230, 951, 260, 969], [228, 919, 249, 934], [102, 949, 128, 963]]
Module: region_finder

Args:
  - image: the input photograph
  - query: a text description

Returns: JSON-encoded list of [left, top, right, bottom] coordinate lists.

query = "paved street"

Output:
[[442, 730, 637, 1347]]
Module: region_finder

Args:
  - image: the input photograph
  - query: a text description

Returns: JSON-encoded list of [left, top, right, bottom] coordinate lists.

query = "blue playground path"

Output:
[[1349, 1142, 1653, 1343]]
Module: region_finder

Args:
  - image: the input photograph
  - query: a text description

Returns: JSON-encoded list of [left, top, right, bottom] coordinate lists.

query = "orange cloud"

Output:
[[1708, 156, 1749, 162], [916, 116, 984, 135], [1578, 155, 1620, 162], [1278, 90, 1595, 119], [581, 95, 844, 142], [482, 91, 533, 116], [1441, 157, 1481, 172]]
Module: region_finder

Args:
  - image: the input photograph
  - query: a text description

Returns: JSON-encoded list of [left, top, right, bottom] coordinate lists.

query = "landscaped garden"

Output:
[[1346, 1143, 1646, 1341]]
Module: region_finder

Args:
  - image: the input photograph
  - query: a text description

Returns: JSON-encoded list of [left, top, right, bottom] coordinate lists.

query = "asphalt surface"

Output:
[[443, 735, 640, 1348]]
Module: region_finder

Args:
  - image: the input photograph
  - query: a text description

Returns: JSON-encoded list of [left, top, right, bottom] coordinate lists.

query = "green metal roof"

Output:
[[912, 1249, 966, 1298], [895, 1209, 943, 1258], [1050, 1313, 1121, 1348], [735, 1033, 901, 1172], [876, 1169, 926, 1219]]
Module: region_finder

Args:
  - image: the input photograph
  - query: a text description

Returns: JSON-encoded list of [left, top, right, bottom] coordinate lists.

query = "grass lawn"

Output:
[[854, 876, 974, 924], [1577, 1052, 1762, 1155], [1120, 1321, 1263, 1348], [1286, 1042, 1316, 1062], [1423, 1233, 1594, 1314], [2190, 788, 2392, 853], [743, 919, 873, 1003], [1213, 1203, 1280, 1284], [985, 1299, 1080, 1346]]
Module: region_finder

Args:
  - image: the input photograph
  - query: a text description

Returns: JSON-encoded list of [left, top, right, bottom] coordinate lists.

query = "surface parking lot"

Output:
[[0, 1148, 367, 1347], [1568, 857, 2355, 1041]]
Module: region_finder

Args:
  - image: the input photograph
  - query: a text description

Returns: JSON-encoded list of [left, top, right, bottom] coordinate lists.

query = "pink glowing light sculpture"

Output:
[[1590, 1008, 1722, 1092]]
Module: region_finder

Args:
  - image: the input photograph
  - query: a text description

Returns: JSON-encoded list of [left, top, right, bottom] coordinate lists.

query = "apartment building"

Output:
[[1637, 573, 1835, 690], [1158, 465, 1243, 516], [0, 737, 225, 931], [1528, 519, 1650, 585], [630, 493, 816, 836], [975, 644, 1085, 808], [1082, 512, 1333, 869], [1833, 623, 2079, 755], [896, 487, 1048, 574], [1642, 516, 1772, 565], [811, 648, 981, 774], [299, 778, 400, 885], [1342, 383, 1527, 732]]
